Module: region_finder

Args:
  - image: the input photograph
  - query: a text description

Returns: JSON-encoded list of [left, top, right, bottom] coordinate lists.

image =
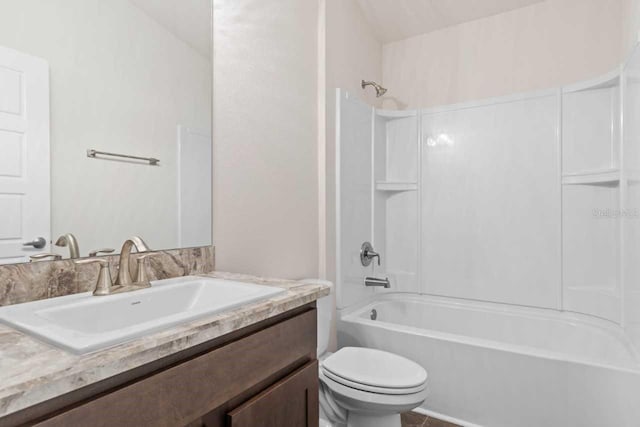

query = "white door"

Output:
[[177, 125, 212, 248], [0, 46, 50, 264]]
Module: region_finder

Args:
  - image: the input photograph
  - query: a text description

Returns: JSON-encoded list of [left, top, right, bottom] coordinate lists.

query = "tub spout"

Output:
[[364, 277, 390, 288]]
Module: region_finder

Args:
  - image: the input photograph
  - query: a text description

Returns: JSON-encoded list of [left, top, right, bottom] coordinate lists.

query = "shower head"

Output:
[[361, 80, 387, 97]]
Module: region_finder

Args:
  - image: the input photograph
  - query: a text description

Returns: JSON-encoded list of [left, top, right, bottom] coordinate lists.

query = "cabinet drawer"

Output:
[[227, 360, 319, 427], [35, 309, 317, 427]]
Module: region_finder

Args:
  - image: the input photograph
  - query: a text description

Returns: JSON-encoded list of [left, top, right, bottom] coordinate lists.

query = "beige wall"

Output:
[[623, 0, 640, 55], [382, 0, 627, 109], [213, 0, 319, 279], [323, 0, 382, 281], [325, 0, 383, 106]]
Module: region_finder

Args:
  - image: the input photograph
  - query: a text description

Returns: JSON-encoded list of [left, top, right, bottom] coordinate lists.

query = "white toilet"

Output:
[[308, 280, 428, 427]]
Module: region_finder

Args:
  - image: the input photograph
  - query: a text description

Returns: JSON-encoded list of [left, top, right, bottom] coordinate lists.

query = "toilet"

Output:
[[305, 279, 428, 427]]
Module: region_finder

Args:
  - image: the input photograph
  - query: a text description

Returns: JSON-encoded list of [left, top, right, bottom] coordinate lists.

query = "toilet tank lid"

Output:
[[322, 347, 427, 389]]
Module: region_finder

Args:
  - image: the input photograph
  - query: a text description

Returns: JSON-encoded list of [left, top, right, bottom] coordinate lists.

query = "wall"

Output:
[[0, 0, 211, 254], [212, 0, 319, 279], [421, 94, 561, 309], [324, 0, 382, 282], [623, 0, 640, 55], [382, 0, 627, 109], [367, 0, 636, 319]]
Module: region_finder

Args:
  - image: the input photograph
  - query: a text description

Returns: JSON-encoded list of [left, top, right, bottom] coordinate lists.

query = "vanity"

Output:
[[0, 270, 329, 427]]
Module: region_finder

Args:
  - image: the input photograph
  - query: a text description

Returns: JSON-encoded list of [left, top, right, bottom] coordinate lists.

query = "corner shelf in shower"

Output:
[[375, 109, 417, 120], [562, 169, 621, 185], [375, 181, 418, 192]]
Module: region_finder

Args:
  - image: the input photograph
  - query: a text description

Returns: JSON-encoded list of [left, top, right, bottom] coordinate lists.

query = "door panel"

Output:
[[0, 46, 50, 264], [227, 361, 319, 427]]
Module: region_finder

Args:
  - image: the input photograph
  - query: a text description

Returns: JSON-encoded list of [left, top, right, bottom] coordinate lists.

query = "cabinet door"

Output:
[[227, 361, 318, 427]]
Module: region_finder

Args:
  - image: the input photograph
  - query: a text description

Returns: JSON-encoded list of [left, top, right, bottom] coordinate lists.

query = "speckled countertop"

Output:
[[0, 272, 329, 419]]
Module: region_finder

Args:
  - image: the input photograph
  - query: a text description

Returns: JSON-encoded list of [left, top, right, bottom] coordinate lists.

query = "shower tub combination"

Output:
[[338, 293, 640, 427]]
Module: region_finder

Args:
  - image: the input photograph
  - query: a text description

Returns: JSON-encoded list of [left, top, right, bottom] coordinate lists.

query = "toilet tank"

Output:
[[300, 279, 334, 357]]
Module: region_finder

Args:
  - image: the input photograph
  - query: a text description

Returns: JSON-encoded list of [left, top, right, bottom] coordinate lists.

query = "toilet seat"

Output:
[[321, 368, 426, 395], [319, 369, 427, 415], [321, 347, 427, 395]]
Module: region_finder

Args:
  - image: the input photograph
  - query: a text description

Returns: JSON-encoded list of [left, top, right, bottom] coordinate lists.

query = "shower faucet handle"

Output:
[[360, 242, 381, 266]]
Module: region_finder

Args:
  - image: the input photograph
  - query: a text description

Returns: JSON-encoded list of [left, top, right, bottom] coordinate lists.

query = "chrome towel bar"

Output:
[[87, 149, 159, 165]]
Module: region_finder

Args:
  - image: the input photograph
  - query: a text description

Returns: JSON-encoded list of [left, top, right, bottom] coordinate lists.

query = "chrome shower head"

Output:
[[361, 80, 387, 97]]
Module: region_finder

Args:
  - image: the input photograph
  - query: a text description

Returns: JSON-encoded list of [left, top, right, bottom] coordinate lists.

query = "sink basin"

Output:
[[0, 276, 285, 354]]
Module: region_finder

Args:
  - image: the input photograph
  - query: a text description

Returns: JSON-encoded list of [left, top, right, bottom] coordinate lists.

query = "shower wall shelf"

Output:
[[562, 169, 621, 185], [560, 63, 624, 324], [375, 181, 418, 192], [376, 109, 417, 119]]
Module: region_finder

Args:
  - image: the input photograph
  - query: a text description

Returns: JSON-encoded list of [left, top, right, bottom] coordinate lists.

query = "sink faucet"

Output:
[[75, 239, 152, 296], [115, 237, 151, 287], [55, 233, 80, 259]]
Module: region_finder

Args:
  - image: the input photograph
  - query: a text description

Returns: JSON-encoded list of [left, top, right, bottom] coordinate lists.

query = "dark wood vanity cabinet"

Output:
[[10, 305, 318, 427], [226, 361, 318, 427]]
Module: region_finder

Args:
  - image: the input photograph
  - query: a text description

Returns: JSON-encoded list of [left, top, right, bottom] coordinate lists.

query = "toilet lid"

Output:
[[322, 347, 427, 390]]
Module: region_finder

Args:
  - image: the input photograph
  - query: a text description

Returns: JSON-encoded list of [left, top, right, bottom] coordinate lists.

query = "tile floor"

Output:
[[401, 411, 461, 427]]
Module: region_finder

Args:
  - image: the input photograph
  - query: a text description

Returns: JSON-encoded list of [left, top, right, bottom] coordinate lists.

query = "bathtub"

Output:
[[337, 293, 640, 427]]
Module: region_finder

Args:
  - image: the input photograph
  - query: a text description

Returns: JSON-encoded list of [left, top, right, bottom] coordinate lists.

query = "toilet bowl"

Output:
[[320, 346, 428, 427], [301, 279, 428, 427]]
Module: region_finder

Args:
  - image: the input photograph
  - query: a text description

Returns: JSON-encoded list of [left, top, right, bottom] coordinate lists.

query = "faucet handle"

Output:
[[30, 253, 62, 262], [135, 254, 152, 287], [360, 242, 381, 266], [75, 258, 113, 296], [88, 248, 115, 257]]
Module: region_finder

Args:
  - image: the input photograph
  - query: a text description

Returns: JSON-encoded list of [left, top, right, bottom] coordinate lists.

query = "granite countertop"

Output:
[[0, 272, 330, 419]]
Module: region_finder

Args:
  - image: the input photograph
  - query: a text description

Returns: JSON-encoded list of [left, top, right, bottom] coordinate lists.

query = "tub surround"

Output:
[[0, 246, 216, 307], [0, 272, 329, 420]]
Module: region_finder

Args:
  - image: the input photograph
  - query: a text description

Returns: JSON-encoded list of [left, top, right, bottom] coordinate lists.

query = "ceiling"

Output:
[[356, 0, 546, 43], [129, 0, 211, 58]]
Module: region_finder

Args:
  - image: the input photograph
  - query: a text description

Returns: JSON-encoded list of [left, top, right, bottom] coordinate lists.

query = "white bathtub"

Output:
[[337, 293, 640, 427]]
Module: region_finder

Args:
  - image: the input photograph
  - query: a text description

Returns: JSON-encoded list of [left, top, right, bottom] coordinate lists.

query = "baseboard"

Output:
[[413, 407, 483, 427]]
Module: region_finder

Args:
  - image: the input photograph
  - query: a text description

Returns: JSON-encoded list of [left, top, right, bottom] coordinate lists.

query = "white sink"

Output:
[[0, 276, 285, 354]]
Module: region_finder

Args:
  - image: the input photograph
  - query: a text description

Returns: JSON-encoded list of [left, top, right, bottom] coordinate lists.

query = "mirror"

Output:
[[0, 0, 212, 263]]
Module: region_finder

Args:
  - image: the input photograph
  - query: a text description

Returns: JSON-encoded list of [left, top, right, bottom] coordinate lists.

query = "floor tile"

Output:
[[401, 411, 462, 427], [401, 411, 427, 426]]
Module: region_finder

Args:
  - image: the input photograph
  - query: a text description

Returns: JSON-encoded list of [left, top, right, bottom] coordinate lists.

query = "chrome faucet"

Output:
[[55, 233, 80, 259], [364, 277, 391, 288], [115, 237, 151, 287], [75, 239, 152, 296]]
